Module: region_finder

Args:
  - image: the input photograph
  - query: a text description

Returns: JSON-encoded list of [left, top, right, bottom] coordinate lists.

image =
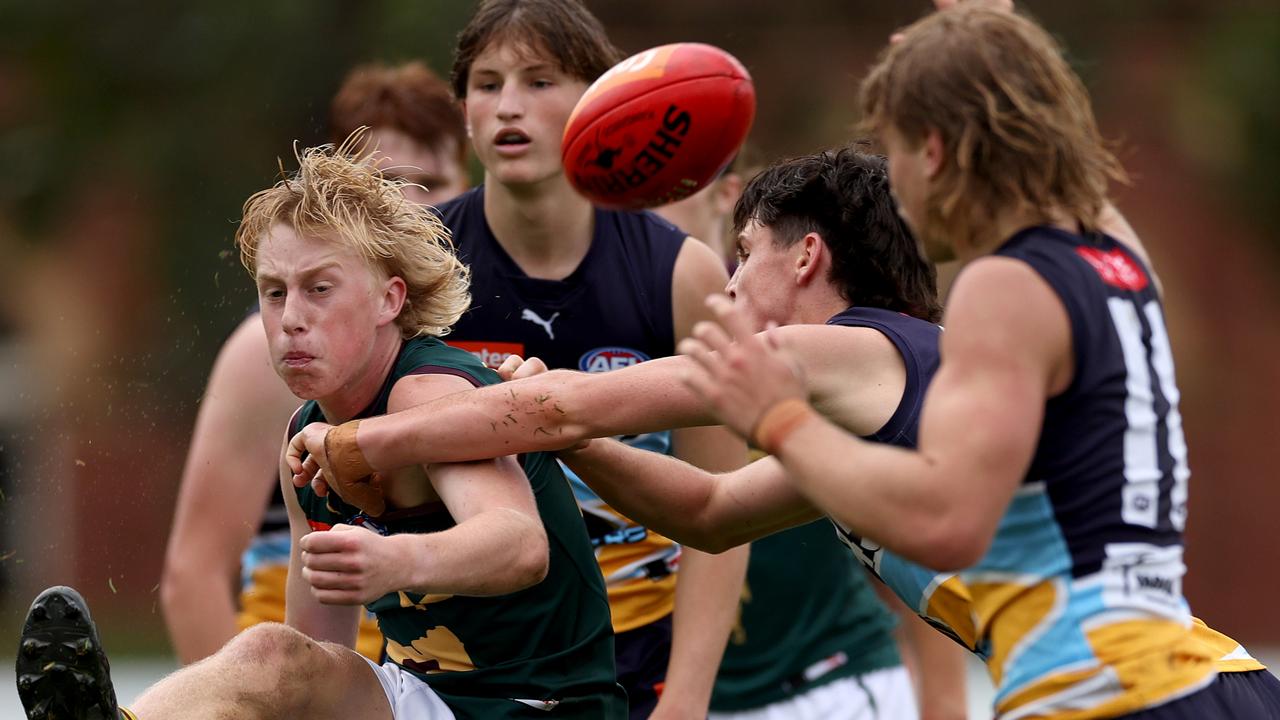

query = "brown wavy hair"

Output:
[[451, 0, 622, 100], [329, 61, 467, 167], [860, 5, 1127, 249], [236, 131, 470, 338]]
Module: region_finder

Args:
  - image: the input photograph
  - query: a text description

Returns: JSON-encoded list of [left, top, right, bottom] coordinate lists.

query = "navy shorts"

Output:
[[614, 613, 673, 719], [1122, 670, 1280, 719]]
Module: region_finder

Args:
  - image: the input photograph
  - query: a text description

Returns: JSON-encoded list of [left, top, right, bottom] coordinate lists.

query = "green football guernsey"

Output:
[[293, 336, 625, 719], [709, 519, 901, 712]]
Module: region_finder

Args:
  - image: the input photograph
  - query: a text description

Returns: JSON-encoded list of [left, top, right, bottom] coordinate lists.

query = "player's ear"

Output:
[[795, 232, 825, 286], [923, 128, 945, 180], [377, 276, 407, 327], [461, 101, 473, 140]]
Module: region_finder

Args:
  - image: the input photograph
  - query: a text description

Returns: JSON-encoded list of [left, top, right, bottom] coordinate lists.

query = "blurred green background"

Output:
[[0, 0, 1276, 668]]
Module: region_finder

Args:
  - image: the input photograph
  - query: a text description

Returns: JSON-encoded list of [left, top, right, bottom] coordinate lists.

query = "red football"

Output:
[[562, 43, 756, 211]]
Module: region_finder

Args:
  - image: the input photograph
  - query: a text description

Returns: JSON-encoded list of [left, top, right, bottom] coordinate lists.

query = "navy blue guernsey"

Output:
[[820, 308, 981, 652], [962, 226, 1213, 718], [435, 186, 691, 633], [826, 306, 941, 447]]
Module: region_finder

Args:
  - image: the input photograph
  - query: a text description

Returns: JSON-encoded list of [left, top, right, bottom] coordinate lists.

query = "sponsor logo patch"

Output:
[[447, 340, 525, 370], [579, 346, 650, 373], [1076, 247, 1149, 291]]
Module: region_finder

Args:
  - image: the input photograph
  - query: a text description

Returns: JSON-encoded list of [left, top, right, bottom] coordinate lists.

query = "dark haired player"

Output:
[[676, 4, 1280, 718]]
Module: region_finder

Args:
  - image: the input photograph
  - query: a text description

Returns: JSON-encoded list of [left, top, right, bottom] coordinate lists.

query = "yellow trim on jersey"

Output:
[[1189, 616, 1266, 673], [970, 579, 1063, 689], [606, 574, 677, 633], [924, 575, 979, 650], [238, 564, 384, 661], [994, 624, 1215, 720], [386, 626, 475, 674], [590, 502, 680, 633]]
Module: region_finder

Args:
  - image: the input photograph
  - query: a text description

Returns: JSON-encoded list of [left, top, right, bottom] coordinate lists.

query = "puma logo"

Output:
[[521, 309, 560, 339]]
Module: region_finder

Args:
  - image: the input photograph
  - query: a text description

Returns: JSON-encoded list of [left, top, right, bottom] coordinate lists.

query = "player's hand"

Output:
[[298, 524, 402, 605], [287, 421, 386, 516], [496, 354, 550, 381], [677, 295, 807, 441]]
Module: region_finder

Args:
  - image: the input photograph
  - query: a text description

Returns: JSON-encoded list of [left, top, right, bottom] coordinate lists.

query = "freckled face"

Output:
[[254, 222, 393, 401]]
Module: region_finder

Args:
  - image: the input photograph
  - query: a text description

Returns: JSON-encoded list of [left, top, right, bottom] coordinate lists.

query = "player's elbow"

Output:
[[686, 528, 744, 555], [502, 520, 550, 592], [910, 516, 992, 572]]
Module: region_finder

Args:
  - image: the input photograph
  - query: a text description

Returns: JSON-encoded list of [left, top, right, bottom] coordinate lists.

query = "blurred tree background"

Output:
[[0, 0, 1276, 660]]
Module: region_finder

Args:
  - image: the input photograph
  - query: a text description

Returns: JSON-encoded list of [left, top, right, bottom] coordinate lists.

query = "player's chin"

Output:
[[280, 370, 332, 401]]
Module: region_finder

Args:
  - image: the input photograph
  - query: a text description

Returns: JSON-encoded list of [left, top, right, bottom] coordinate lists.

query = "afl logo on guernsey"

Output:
[[579, 347, 650, 373]]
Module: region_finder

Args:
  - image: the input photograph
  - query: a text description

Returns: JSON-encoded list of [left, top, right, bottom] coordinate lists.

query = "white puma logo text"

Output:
[[521, 309, 560, 339]]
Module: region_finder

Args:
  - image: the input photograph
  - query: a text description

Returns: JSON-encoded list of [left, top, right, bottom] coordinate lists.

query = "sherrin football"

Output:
[[562, 43, 756, 211]]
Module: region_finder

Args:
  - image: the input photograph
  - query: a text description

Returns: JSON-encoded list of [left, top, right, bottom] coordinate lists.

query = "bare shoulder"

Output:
[[770, 323, 906, 436], [672, 236, 731, 338], [945, 256, 1072, 393], [387, 371, 481, 414]]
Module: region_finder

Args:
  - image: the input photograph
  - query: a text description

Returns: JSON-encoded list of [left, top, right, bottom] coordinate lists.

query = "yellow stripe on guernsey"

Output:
[[1189, 616, 1266, 673], [966, 484, 1216, 719], [238, 564, 385, 661], [562, 452, 680, 634], [588, 500, 679, 633]]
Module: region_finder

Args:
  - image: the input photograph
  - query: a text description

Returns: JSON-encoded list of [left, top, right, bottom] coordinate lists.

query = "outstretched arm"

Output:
[[679, 261, 1067, 571]]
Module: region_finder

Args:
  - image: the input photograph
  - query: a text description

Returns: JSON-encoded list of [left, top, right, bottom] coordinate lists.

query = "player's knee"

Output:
[[224, 623, 327, 680]]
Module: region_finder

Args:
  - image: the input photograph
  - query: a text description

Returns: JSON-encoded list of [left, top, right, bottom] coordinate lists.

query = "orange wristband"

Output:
[[751, 398, 816, 456], [324, 419, 374, 482]]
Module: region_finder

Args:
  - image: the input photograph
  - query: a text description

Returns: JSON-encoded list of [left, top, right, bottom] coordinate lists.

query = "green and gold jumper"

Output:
[[292, 336, 625, 719]]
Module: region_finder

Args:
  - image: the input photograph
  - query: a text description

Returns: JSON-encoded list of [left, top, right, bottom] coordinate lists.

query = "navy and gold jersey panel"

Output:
[[825, 306, 941, 447], [959, 227, 1214, 718], [994, 228, 1187, 576], [291, 336, 617, 706], [818, 308, 979, 649]]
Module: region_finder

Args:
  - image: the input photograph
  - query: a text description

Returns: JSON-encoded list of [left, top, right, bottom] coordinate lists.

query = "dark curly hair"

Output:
[[732, 146, 942, 323]]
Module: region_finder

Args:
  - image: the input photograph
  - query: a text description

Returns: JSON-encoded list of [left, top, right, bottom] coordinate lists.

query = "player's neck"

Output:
[[316, 332, 402, 424], [484, 174, 595, 280], [957, 204, 1077, 263], [793, 286, 850, 326]]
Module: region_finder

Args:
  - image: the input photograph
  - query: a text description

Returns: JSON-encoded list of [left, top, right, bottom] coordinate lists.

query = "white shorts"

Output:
[[362, 658, 456, 719], [708, 665, 919, 720]]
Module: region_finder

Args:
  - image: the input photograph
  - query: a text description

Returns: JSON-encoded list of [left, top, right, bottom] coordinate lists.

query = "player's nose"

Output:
[[496, 83, 525, 120]]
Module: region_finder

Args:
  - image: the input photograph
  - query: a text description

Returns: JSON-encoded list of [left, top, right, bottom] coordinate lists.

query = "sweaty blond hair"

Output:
[[860, 5, 1126, 248], [236, 130, 470, 338]]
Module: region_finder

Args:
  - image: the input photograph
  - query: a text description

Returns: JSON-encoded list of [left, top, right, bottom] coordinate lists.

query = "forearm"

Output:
[[770, 409, 976, 570], [903, 615, 970, 720], [398, 508, 549, 597], [660, 545, 749, 715], [561, 440, 727, 552], [286, 552, 360, 647], [356, 358, 714, 471], [160, 564, 240, 664]]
